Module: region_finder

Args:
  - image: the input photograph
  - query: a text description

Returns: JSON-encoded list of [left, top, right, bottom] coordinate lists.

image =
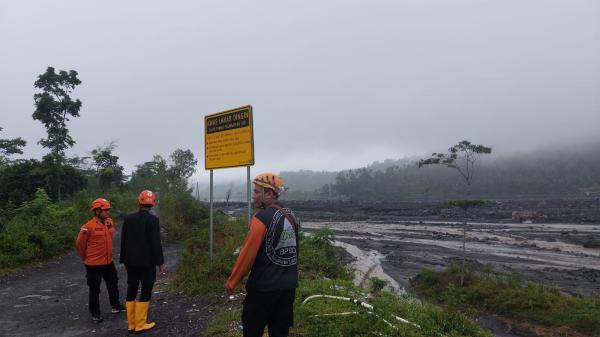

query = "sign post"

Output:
[[247, 167, 251, 224], [204, 105, 254, 262]]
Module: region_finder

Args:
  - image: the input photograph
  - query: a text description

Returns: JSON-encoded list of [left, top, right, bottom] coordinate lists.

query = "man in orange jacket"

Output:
[[75, 198, 125, 323]]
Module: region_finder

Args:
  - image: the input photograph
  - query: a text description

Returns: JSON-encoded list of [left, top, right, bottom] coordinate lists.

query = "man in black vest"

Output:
[[226, 172, 299, 337]]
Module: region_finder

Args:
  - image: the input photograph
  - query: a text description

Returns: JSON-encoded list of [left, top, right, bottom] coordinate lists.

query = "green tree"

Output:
[[129, 155, 169, 194], [33, 67, 82, 154], [0, 160, 45, 220], [37, 156, 87, 202], [129, 149, 197, 198], [418, 140, 492, 285], [418, 140, 492, 186], [91, 142, 125, 191], [0, 127, 26, 165], [0, 158, 85, 216], [32, 66, 83, 201], [168, 149, 197, 190]]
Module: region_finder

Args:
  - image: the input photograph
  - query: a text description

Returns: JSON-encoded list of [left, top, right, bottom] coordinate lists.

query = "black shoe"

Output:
[[111, 304, 126, 313], [92, 315, 104, 323]]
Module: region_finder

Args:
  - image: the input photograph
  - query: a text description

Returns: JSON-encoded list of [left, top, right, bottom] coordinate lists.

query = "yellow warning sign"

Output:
[[204, 105, 254, 170]]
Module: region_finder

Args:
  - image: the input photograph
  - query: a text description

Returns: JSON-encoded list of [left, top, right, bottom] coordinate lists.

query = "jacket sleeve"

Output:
[[149, 217, 164, 266], [75, 224, 89, 261], [226, 217, 267, 290], [119, 218, 127, 264]]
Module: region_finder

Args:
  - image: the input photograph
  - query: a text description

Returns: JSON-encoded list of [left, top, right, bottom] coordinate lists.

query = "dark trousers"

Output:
[[242, 289, 296, 337], [84, 262, 120, 315], [125, 265, 156, 302]]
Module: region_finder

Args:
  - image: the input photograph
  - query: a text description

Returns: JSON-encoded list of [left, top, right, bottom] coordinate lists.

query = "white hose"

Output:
[[302, 294, 420, 329]]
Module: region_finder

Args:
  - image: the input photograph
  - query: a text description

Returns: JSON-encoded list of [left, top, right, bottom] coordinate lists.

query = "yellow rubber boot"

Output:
[[126, 301, 136, 334], [134, 301, 156, 334]]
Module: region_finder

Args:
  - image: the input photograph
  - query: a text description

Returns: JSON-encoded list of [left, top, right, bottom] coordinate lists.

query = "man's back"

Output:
[[246, 205, 299, 292], [120, 210, 164, 267]]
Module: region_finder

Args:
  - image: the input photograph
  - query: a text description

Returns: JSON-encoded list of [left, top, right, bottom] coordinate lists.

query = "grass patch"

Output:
[[195, 227, 490, 337], [205, 306, 242, 337], [412, 265, 600, 336], [169, 214, 247, 294], [293, 277, 488, 337]]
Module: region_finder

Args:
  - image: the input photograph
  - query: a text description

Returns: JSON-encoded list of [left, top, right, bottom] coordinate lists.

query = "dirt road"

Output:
[[0, 222, 215, 337]]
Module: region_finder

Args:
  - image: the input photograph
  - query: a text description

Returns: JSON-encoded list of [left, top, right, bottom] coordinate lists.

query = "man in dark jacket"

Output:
[[226, 173, 299, 337], [120, 190, 165, 334]]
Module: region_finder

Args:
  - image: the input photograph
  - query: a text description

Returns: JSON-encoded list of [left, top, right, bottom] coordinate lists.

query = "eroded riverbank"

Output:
[[303, 220, 600, 296]]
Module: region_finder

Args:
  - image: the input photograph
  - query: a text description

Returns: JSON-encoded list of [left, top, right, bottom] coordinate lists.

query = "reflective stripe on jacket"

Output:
[[75, 217, 115, 266]]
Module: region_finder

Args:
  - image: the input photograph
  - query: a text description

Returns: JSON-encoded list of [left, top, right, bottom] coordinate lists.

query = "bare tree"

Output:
[[418, 140, 491, 186], [225, 185, 233, 206], [418, 140, 492, 285]]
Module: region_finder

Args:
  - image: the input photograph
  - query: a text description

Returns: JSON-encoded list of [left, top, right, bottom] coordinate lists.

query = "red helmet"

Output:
[[138, 190, 156, 206], [90, 198, 111, 211]]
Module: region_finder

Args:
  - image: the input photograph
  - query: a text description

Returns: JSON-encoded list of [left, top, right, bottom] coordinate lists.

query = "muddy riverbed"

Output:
[[221, 199, 600, 295], [220, 199, 600, 336], [301, 220, 600, 296], [289, 199, 600, 295]]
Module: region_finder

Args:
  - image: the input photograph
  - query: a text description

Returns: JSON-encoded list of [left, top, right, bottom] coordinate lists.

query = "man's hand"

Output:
[[159, 264, 166, 275], [226, 286, 235, 297]]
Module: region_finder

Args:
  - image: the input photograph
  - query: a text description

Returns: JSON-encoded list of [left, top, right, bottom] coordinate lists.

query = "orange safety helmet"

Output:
[[90, 198, 111, 211], [138, 190, 156, 206], [253, 172, 286, 196]]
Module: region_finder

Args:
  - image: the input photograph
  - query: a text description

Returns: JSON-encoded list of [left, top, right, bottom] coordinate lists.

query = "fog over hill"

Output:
[[195, 140, 600, 201]]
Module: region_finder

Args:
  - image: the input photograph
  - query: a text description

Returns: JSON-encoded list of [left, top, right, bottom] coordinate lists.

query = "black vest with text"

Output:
[[246, 205, 299, 292]]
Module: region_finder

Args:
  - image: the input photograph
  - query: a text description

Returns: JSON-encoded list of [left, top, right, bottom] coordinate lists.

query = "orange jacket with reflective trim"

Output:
[[75, 217, 115, 266]]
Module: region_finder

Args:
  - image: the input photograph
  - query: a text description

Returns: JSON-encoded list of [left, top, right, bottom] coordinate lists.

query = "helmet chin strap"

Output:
[[257, 186, 267, 209], [94, 209, 107, 222], [256, 186, 279, 209]]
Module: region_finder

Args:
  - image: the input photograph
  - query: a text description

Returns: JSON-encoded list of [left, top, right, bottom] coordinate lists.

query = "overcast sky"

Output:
[[1, 0, 599, 183]]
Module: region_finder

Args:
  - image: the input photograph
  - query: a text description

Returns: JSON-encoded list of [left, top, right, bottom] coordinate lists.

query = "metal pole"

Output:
[[209, 170, 214, 263], [247, 166, 251, 224]]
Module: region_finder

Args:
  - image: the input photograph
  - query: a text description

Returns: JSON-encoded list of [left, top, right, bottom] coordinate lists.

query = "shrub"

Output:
[[300, 228, 351, 280], [160, 187, 209, 241], [0, 188, 139, 274], [0, 189, 87, 270], [170, 214, 246, 294], [412, 266, 600, 335]]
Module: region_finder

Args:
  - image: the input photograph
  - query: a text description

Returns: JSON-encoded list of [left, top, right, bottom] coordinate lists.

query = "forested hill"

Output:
[[282, 141, 600, 201], [281, 170, 338, 191]]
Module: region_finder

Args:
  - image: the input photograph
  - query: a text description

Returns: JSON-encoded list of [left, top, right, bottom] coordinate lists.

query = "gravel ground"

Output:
[[0, 222, 218, 337]]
